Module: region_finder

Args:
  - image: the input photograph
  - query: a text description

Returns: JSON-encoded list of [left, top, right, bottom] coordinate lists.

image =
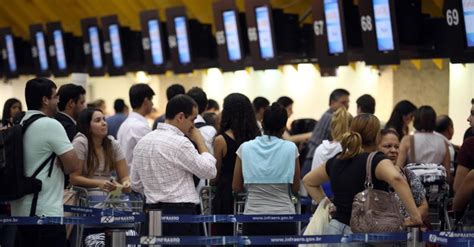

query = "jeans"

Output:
[[323, 219, 365, 247]]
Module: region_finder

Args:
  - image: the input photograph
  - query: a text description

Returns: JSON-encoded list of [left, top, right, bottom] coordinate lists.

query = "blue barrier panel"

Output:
[[63, 205, 140, 216], [422, 231, 474, 246], [127, 233, 408, 245], [160, 214, 311, 223], [0, 214, 146, 225]]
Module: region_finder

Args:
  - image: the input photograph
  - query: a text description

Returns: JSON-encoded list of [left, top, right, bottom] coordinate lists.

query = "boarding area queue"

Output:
[[0, 77, 474, 246]]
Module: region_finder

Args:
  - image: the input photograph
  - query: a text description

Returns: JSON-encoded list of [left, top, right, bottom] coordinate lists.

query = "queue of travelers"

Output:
[[1, 77, 473, 247]]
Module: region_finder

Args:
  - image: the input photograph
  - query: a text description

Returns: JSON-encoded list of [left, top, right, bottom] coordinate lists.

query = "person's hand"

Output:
[[122, 181, 131, 188], [99, 180, 117, 192], [403, 216, 423, 227], [188, 127, 204, 144], [121, 181, 132, 193]]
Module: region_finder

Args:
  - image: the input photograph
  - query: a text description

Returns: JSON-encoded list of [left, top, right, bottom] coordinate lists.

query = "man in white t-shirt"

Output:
[[117, 83, 155, 170]]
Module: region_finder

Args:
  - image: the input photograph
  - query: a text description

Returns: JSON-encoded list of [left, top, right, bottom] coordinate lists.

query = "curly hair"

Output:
[[219, 93, 260, 145]]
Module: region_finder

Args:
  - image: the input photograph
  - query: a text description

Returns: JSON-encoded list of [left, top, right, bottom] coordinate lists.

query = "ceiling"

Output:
[[0, 0, 444, 39]]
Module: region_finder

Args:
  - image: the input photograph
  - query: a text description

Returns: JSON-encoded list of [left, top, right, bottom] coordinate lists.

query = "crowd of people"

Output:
[[0, 77, 473, 247]]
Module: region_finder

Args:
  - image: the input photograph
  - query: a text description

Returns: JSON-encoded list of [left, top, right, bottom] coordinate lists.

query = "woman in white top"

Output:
[[70, 108, 131, 192], [396, 105, 452, 183], [310, 108, 352, 197]]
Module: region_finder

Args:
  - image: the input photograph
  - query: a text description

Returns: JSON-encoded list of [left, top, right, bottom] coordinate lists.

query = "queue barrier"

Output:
[[2, 205, 474, 246]]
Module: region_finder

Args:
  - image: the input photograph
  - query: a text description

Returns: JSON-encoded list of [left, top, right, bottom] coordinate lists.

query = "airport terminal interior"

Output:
[[0, 0, 473, 246]]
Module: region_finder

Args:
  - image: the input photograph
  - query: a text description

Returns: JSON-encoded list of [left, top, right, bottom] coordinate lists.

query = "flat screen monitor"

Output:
[[53, 30, 67, 70], [35, 32, 49, 71], [222, 10, 242, 61], [255, 6, 274, 59], [174, 16, 191, 64], [372, 0, 394, 51], [324, 0, 344, 54], [108, 24, 124, 68], [5, 34, 17, 72], [463, 0, 474, 48], [147, 19, 164, 65], [88, 26, 103, 69]]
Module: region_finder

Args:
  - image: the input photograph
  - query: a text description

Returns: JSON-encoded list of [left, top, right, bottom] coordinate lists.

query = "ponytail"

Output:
[[338, 131, 363, 160]]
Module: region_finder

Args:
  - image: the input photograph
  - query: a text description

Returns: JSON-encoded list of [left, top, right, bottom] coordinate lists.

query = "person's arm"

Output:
[[58, 150, 81, 174], [189, 127, 209, 154], [232, 156, 244, 193], [292, 158, 301, 193], [375, 159, 422, 225], [442, 142, 453, 185], [302, 164, 329, 204], [130, 162, 144, 194], [115, 158, 131, 193], [396, 136, 410, 168], [418, 199, 429, 221], [453, 170, 474, 212], [211, 135, 226, 185], [178, 132, 216, 179], [454, 166, 470, 192], [283, 132, 312, 144], [69, 160, 117, 192]]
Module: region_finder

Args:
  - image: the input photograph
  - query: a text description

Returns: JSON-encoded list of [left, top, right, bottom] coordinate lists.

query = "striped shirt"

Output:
[[131, 123, 216, 204]]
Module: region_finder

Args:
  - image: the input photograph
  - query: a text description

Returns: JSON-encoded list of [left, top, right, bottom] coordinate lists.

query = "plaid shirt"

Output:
[[131, 123, 216, 204], [306, 109, 333, 160]]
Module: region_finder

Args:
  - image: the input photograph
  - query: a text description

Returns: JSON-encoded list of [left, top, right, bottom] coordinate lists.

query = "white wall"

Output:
[[449, 63, 474, 145], [1, 61, 472, 143]]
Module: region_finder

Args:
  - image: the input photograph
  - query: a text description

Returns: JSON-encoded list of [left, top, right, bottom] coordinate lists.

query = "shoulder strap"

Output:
[[194, 122, 208, 129], [410, 135, 415, 162], [365, 152, 377, 188], [22, 114, 46, 132]]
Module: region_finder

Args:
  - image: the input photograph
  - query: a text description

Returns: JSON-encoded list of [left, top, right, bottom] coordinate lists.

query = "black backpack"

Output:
[[0, 114, 56, 216]]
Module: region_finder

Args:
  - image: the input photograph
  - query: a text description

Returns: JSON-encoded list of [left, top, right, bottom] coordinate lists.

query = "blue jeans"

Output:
[[323, 219, 365, 247]]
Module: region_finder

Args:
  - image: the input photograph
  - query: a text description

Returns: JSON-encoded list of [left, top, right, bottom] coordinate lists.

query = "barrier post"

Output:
[[149, 209, 162, 247], [105, 229, 127, 247], [407, 227, 422, 247]]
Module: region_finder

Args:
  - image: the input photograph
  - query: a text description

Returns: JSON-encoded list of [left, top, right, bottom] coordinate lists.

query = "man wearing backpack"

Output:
[[11, 78, 80, 247]]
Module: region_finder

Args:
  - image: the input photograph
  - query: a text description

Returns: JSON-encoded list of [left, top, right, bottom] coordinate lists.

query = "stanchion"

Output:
[[105, 229, 127, 247], [407, 227, 422, 247], [149, 209, 162, 247]]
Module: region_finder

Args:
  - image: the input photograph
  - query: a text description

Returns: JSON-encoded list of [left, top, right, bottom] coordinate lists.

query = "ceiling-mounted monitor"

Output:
[[359, 0, 400, 65], [47, 21, 87, 77], [245, 0, 278, 70], [140, 9, 169, 74], [166, 7, 193, 73], [52, 29, 67, 71], [373, 0, 395, 52], [81, 18, 106, 76], [223, 10, 242, 61], [29, 24, 51, 77], [324, 0, 344, 55], [312, 0, 350, 67], [445, 0, 474, 63], [213, 0, 249, 71], [462, 0, 474, 48], [255, 6, 275, 60], [4, 33, 17, 74]]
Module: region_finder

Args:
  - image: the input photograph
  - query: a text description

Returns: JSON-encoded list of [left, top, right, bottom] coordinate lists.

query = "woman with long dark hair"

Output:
[[1, 98, 22, 128], [70, 108, 130, 193], [212, 93, 260, 235], [385, 100, 417, 139], [233, 103, 301, 243]]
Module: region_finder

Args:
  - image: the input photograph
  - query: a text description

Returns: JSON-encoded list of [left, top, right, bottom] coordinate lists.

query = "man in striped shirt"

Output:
[[131, 95, 216, 239]]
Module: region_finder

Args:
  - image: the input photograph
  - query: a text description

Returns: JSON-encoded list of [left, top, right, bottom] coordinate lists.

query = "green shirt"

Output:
[[10, 110, 73, 216]]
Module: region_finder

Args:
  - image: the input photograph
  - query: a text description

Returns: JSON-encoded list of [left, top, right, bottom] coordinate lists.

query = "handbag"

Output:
[[350, 152, 404, 233]]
